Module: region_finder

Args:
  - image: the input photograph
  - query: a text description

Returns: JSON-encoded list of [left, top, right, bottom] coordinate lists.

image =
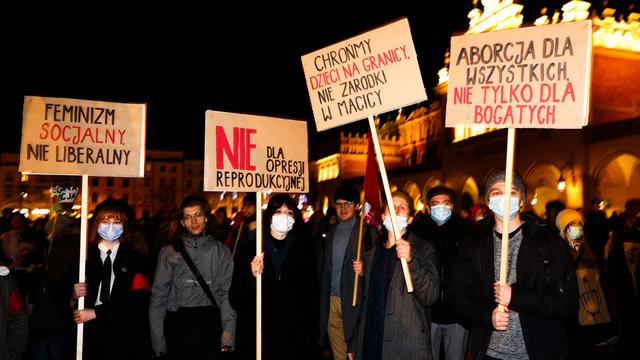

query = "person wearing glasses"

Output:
[[318, 184, 377, 360], [149, 195, 235, 359], [71, 198, 151, 359]]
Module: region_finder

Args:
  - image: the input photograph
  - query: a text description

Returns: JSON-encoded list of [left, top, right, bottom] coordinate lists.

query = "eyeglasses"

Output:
[[183, 212, 205, 222], [335, 201, 354, 209]]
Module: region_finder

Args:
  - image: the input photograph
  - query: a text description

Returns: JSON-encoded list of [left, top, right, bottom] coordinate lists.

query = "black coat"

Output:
[[82, 244, 151, 360], [413, 214, 472, 324], [449, 219, 578, 359], [229, 228, 319, 360]]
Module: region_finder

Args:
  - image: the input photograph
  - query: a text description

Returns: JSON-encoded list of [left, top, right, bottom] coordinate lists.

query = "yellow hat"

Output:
[[555, 209, 584, 239]]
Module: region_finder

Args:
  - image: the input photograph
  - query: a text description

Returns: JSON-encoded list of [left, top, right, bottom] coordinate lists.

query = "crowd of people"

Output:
[[1, 171, 639, 359]]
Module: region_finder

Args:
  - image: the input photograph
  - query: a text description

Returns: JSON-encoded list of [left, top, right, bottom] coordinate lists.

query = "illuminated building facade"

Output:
[[312, 0, 640, 217]]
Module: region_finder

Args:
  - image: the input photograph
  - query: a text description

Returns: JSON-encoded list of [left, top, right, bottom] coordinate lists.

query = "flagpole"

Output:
[[352, 191, 366, 307], [367, 115, 413, 293]]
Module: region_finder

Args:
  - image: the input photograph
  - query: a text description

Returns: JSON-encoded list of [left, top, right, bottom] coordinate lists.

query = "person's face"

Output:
[[241, 202, 256, 218], [181, 205, 207, 236], [426, 194, 453, 214], [383, 197, 413, 222], [335, 199, 356, 222]]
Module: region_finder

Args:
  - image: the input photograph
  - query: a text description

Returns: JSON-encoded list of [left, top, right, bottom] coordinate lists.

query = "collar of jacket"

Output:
[[182, 232, 210, 248]]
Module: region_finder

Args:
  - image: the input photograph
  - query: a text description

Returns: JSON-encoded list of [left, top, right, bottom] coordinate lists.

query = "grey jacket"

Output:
[[349, 232, 439, 360], [1, 269, 27, 360], [149, 234, 236, 355]]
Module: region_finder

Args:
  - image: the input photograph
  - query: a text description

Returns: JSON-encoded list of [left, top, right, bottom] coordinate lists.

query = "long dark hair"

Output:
[[89, 198, 131, 245], [264, 194, 304, 234]]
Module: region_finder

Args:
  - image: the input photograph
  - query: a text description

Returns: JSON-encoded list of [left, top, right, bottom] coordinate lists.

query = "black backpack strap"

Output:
[[176, 241, 218, 309]]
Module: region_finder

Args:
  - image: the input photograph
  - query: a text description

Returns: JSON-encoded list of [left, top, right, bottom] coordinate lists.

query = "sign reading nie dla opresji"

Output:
[[302, 18, 427, 132], [446, 20, 592, 129], [204, 111, 309, 193], [19, 96, 146, 177]]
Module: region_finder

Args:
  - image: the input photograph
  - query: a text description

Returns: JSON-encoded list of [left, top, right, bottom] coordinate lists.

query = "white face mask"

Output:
[[98, 223, 123, 242], [488, 195, 520, 220], [383, 215, 408, 235], [271, 214, 295, 234], [430, 204, 452, 225]]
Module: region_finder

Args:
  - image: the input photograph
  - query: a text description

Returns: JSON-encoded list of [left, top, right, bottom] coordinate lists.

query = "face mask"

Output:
[[271, 214, 295, 234], [567, 226, 584, 241], [488, 195, 520, 220], [430, 205, 452, 225], [98, 223, 123, 242], [383, 215, 408, 235]]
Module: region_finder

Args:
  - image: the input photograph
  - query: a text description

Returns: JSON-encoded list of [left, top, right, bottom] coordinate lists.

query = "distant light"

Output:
[[557, 179, 566, 191]]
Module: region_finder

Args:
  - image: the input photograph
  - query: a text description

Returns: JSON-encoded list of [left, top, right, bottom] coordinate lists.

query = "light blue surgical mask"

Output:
[[383, 215, 408, 235], [488, 195, 520, 220], [430, 205, 452, 225], [98, 223, 123, 242]]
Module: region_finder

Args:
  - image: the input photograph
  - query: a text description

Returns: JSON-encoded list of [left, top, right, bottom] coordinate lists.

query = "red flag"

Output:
[[363, 129, 383, 231]]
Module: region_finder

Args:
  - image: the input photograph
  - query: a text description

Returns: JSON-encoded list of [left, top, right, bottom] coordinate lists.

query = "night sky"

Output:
[[3, 1, 632, 160]]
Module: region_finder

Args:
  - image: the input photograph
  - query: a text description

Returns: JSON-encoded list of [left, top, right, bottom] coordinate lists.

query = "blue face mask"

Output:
[[430, 205, 452, 225], [98, 223, 124, 242], [488, 195, 520, 220]]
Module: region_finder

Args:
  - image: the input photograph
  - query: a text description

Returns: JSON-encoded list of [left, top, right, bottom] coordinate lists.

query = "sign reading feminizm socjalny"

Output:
[[446, 20, 593, 129], [301, 18, 427, 132], [19, 96, 146, 177], [204, 111, 309, 193]]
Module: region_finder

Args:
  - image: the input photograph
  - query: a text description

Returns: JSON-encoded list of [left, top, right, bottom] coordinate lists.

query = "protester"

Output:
[[29, 181, 81, 359], [556, 208, 617, 358], [71, 198, 151, 359], [606, 199, 640, 357], [449, 171, 578, 359], [413, 185, 471, 360], [348, 190, 439, 360], [318, 185, 377, 360], [227, 194, 257, 259], [1, 262, 28, 360], [149, 195, 235, 359], [230, 194, 318, 359]]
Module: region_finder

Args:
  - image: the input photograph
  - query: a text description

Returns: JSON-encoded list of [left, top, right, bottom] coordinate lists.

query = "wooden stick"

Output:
[[255, 193, 262, 360], [498, 128, 516, 311], [76, 174, 88, 360], [367, 115, 413, 293], [352, 191, 366, 307]]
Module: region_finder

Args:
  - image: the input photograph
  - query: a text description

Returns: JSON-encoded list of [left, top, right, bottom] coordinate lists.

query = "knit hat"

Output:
[[555, 209, 584, 239], [485, 170, 526, 201]]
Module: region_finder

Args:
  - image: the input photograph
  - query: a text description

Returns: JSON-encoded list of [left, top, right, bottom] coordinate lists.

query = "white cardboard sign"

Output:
[[302, 18, 427, 132], [204, 111, 309, 193]]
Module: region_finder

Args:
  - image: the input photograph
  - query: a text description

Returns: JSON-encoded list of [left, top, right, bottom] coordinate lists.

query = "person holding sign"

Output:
[[149, 195, 235, 359], [318, 184, 377, 360], [71, 198, 151, 359], [229, 194, 318, 359], [449, 171, 578, 359], [347, 190, 439, 360]]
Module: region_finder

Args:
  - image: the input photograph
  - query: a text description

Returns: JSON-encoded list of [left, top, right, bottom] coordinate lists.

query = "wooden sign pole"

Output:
[[76, 174, 89, 360], [498, 128, 516, 310], [255, 192, 262, 360]]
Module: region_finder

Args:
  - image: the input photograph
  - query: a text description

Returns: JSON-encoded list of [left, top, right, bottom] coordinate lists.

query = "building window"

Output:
[[187, 167, 192, 175], [107, 178, 114, 187], [92, 178, 99, 186], [171, 166, 177, 173], [123, 179, 130, 188], [92, 193, 98, 202], [144, 177, 151, 186], [122, 193, 129, 203], [160, 165, 166, 173], [170, 178, 176, 186], [187, 179, 192, 188]]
